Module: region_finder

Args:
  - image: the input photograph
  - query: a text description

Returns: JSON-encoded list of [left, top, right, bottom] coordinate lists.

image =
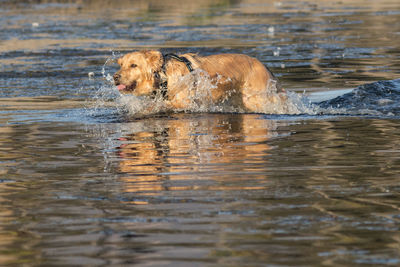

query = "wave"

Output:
[[317, 79, 400, 117]]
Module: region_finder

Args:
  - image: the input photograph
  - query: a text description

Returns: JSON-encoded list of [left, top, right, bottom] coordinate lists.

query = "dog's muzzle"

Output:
[[113, 73, 136, 92]]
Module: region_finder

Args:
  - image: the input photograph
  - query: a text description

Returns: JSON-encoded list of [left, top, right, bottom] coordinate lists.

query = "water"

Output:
[[1, 0, 400, 265]]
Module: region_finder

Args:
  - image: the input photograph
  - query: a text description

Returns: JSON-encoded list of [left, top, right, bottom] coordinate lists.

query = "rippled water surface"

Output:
[[1, 0, 400, 265]]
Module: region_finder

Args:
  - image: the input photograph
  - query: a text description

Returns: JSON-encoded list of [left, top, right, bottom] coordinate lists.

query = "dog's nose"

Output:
[[113, 73, 121, 84]]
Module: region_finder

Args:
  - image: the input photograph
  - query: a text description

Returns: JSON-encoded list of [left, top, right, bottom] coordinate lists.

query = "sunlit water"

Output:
[[1, 0, 400, 266]]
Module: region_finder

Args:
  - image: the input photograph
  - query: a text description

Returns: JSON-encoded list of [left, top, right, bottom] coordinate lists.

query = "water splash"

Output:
[[84, 52, 124, 118], [115, 70, 316, 116], [89, 52, 318, 116], [101, 50, 121, 83], [91, 59, 400, 118]]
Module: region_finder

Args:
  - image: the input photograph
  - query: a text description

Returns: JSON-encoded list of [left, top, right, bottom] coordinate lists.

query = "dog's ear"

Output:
[[143, 50, 163, 72]]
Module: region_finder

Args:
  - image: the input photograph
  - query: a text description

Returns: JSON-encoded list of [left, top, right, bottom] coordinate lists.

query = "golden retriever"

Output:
[[113, 50, 285, 112]]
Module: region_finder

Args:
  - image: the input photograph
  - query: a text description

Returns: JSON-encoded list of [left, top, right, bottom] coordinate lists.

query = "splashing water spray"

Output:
[[89, 51, 322, 117]]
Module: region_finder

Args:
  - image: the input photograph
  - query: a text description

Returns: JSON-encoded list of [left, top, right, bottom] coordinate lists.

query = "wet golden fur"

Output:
[[114, 50, 285, 112]]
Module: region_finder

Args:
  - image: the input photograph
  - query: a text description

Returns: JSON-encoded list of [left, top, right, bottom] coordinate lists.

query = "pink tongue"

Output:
[[117, 84, 126, 91]]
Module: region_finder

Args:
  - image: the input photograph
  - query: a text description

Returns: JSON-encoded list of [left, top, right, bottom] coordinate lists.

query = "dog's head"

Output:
[[113, 50, 163, 95]]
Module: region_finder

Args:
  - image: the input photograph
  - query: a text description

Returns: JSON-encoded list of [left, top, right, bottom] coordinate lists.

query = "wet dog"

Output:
[[113, 50, 285, 112]]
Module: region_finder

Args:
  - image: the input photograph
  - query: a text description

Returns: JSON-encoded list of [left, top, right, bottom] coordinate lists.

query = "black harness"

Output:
[[163, 53, 194, 72], [153, 53, 194, 99]]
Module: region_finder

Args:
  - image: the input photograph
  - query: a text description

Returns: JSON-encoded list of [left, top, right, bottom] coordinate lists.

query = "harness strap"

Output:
[[153, 53, 195, 99], [163, 53, 194, 72], [153, 71, 168, 99]]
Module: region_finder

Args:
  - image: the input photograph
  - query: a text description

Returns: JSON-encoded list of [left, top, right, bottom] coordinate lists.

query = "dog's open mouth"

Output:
[[116, 81, 136, 92]]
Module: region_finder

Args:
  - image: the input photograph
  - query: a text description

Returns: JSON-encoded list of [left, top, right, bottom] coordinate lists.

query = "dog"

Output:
[[113, 50, 285, 112]]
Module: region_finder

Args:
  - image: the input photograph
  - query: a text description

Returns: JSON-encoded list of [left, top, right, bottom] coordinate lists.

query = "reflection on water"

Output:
[[116, 115, 276, 197], [1, 0, 400, 265], [1, 114, 400, 265]]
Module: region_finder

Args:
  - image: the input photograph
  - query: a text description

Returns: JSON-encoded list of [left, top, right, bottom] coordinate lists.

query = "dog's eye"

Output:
[[130, 64, 137, 68]]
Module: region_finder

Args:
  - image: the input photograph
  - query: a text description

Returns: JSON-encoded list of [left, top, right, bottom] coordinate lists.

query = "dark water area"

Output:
[[318, 79, 400, 116], [1, 0, 400, 266]]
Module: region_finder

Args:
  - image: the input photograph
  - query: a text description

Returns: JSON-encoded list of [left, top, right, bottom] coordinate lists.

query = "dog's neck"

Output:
[[152, 53, 194, 98]]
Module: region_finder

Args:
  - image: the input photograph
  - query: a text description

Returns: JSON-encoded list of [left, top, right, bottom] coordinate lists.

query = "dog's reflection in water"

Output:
[[116, 114, 277, 197]]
